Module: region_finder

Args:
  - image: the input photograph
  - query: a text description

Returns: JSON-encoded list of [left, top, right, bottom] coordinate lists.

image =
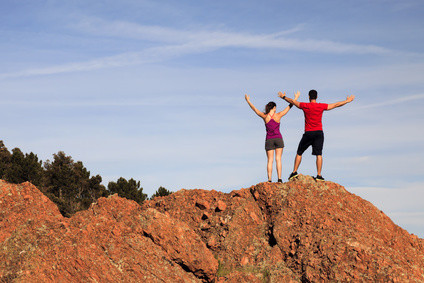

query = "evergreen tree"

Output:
[[7, 148, 26, 184], [0, 142, 108, 216], [108, 177, 147, 204], [151, 186, 172, 199], [1, 147, 44, 186], [0, 141, 11, 180], [88, 174, 109, 202], [44, 151, 108, 216], [44, 152, 77, 200], [21, 152, 44, 186]]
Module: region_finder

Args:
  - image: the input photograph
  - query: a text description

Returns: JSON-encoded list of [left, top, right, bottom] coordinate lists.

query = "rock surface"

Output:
[[1, 175, 424, 282]]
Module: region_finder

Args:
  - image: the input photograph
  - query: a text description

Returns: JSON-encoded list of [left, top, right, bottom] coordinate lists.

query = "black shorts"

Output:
[[297, 131, 324, 156], [265, 138, 285, 151]]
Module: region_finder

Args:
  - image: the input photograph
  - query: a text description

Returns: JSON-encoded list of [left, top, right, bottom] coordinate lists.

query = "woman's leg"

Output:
[[266, 150, 274, 182], [275, 147, 283, 180]]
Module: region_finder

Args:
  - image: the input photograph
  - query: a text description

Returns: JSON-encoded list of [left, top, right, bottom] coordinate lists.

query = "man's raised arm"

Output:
[[278, 91, 301, 108], [326, 95, 355, 110]]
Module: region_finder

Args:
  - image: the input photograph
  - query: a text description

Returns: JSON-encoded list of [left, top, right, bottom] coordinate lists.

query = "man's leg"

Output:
[[316, 155, 322, 176], [294, 132, 312, 174], [288, 154, 301, 180], [312, 131, 324, 178], [293, 154, 302, 173]]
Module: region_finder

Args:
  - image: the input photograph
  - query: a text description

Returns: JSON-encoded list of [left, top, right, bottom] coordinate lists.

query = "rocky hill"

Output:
[[1, 175, 423, 282]]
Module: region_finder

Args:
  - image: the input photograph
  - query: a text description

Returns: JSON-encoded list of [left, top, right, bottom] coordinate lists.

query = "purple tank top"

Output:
[[265, 115, 283, 140]]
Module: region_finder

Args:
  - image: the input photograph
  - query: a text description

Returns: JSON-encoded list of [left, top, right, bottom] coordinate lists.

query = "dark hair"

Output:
[[265, 102, 276, 114], [309, 90, 318, 100]]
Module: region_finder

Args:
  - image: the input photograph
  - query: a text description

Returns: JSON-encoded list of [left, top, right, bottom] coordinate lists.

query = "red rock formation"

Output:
[[1, 175, 424, 282], [144, 175, 424, 282], [0, 181, 216, 282]]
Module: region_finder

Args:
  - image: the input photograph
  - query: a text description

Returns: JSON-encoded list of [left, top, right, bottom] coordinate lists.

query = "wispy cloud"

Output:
[[356, 93, 424, 109], [73, 17, 306, 44], [75, 17, 394, 54], [0, 18, 402, 80], [0, 45, 194, 80]]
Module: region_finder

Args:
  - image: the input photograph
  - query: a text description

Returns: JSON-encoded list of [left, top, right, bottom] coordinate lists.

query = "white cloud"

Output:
[[355, 93, 424, 110], [1, 17, 408, 80], [0, 49, 163, 79], [74, 17, 395, 54], [73, 17, 307, 44]]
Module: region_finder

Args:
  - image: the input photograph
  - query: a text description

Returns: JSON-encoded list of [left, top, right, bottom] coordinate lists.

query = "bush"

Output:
[[0, 141, 155, 216], [43, 151, 108, 216], [108, 177, 147, 204], [151, 186, 172, 199], [0, 144, 44, 186]]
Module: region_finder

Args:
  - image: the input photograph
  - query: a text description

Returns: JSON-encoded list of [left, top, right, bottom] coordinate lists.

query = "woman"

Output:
[[245, 91, 299, 183]]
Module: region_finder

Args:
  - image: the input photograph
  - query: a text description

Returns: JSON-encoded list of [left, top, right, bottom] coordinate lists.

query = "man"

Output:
[[279, 90, 355, 181]]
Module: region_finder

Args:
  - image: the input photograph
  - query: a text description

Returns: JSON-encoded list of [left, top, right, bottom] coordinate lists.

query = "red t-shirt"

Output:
[[299, 102, 328, 132]]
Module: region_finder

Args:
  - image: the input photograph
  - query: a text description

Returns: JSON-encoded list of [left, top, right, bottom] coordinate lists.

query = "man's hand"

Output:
[[278, 91, 286, 99], [346, 95, 355, 103], [327, 94, 355, 110], [294, 91, 300, 101]]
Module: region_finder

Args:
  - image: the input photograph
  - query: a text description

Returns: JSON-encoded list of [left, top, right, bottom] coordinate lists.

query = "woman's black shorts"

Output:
[[265, 138, 285, 151], [297, 130, 324, 156]]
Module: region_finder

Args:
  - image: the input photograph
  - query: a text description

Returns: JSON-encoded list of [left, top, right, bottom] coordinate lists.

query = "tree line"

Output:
[[0, 140, 171, 217]]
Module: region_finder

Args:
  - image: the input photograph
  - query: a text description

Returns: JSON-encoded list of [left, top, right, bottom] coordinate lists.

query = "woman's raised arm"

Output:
[[245, 94, 266, 119]]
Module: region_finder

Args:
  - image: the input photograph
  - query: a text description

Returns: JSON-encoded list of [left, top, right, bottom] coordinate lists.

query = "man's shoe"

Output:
[[288, 172, 298, 181], [315, 175, 325, 181]]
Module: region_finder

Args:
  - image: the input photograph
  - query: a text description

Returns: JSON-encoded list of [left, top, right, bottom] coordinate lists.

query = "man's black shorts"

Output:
[[297, 130, 324, 156]]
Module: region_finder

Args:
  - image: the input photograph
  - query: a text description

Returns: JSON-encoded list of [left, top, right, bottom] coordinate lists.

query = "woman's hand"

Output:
[[245, 94, 266, 118], [278, 91, 286, 99]]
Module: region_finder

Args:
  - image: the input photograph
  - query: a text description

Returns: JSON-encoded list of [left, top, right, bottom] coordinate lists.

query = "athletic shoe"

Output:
[[288, 172, 298, 181], [315, 175, 325, 181], [278, 179, 282, 183]]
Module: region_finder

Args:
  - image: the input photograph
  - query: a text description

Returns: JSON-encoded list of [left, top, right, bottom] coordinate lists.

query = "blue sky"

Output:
[[1, 0, 423, 237]]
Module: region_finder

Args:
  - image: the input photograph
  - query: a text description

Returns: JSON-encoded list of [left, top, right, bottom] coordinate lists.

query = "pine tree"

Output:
[[0, 142, 108, 216], [108, 177, 147, 204], [22, 152, 44, 186], [2, 147, 44, 186], [0, 141, 11, 180], [44, 151, 108, 216], [151, 186, 172, 199]]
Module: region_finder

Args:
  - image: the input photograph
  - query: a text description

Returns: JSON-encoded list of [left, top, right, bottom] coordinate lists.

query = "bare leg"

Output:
[[316, 155, 323, 176], [275, 148, 283, 180], [266, 150, 274, 181], [293, 154, 302, 173]]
